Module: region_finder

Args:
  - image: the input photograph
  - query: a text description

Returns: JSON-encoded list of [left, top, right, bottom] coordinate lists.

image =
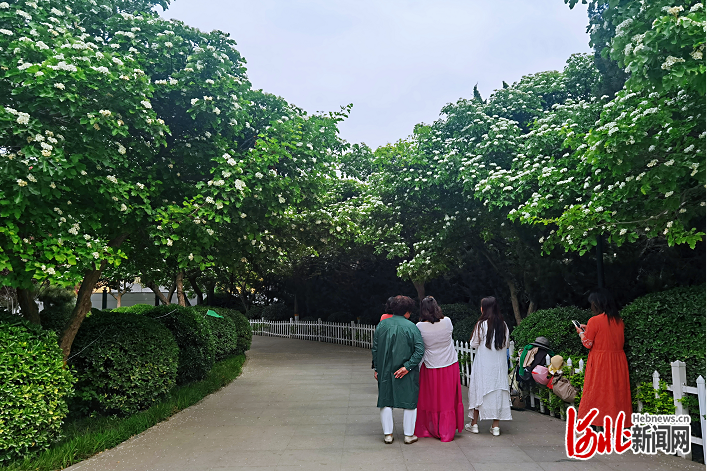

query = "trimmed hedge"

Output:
[[40, 306, 99, 336], [262, 303, 291, 321], [0, 315, 75, 462], [138, 305, 216, 384], [110, 304, 154, 315], [440, 303, 477, 324], [622, 285, 706, 386], [190, 307, 238, 360], [69, 312, 178, 416], [245, 304, 265, 320], [192, 306, 252, 357], [452, 316, 478, 343], [510, 306, 592, 357]]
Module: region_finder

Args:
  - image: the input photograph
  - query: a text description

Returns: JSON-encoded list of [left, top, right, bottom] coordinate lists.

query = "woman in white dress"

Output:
[[465, 296, 512, 436]]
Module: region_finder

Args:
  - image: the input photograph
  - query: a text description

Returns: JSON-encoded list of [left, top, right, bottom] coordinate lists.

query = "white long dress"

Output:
[[467, 320, 512, 421]]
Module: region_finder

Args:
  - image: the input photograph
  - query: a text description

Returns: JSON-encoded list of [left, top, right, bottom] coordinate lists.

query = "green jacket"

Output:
[[372, 315, 425, 409]]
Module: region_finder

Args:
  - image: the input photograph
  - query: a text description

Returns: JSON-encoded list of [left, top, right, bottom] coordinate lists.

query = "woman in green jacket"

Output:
[[372, 295, 425, 445]]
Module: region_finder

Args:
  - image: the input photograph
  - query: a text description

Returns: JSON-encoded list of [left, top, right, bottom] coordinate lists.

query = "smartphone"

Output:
[[572, 320, 584, 332]]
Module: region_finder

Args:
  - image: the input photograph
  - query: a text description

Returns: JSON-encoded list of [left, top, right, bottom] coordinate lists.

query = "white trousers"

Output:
[[380, 407, 417, 436]]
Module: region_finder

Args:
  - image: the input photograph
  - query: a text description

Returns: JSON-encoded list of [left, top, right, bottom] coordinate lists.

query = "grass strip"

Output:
[[2, 354, 246, 471]]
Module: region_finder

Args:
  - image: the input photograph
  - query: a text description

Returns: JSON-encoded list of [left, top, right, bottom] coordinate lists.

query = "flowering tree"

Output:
[[0, 0, 168, 344], [1, 0, 350, 359]]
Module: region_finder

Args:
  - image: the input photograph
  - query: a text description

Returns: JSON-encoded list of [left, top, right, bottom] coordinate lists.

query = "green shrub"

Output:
[[262, 303, 291, 321], [327, 311, 354, 323], [510, 306, 591, 357], [634, 381, 675, 415], [110, 304, 154, 315], [452, 316, 479, 343], [220, 309, 252, 355], [621, 285, 705, 386], [193, 306, 252, 356], [190, 307, 239, 360], [39, 304, 73, 335], [440, 303, 477, 324], [68, 312, 178, 416], [244, 304, 265, 320], [40, 306, 99, 336], [138, 305, 216, 384], [0, 315, 75, 462]]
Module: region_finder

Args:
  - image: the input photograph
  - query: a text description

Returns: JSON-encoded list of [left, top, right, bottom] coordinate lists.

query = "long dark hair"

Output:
[[588, 288, 621, 323], [420, 296, 443, 323], [473, 297, 506, 350]]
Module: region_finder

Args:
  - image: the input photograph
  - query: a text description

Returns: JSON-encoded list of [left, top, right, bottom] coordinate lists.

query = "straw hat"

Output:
[[549, 355, 564, 375]]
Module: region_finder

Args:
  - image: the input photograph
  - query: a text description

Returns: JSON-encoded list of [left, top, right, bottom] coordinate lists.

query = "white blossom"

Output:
[[17, 179, 27, 186], [240, 212, 247, 218], [141, 100, 152, 109]]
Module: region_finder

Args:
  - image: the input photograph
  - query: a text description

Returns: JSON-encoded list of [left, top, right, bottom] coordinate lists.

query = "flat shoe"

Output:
[[384, 434, 394, 444], [490, 426, 500, 436], [404, 435, 418, 444], [465, 423, 479, 434]]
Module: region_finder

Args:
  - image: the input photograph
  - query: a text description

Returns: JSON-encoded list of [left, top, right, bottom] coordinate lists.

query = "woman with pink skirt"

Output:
[[414, 297, 465, 442]]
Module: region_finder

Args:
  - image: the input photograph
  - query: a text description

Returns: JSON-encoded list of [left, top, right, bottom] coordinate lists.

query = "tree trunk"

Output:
[[17, 287, 40, 325], [527, 300, 537, 317], [412, 280, 425, 308], [507, 279, 523, 326], [166, 282, 177, 304], [115, 292, 122, 308], [188, 275, 203, 305], [176, 271, 186, 306], [146, 281, 170, 305], [59, 234, 128, 361], [206, 281, 215, 306]]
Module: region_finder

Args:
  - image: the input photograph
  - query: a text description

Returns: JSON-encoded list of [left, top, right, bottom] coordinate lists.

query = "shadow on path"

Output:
[[67, 336, 704, 471]]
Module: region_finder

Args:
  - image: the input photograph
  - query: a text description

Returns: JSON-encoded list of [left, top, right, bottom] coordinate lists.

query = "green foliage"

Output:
[[110, 304, 154, 315], [139, 305, 215, 384], [510, 306, 592, 358], [215, 308, 252, 355], [261, 303, 292, 321], [326, 311, 354, 323], [452, 316, 478, 343], [0, 315, 75, 462], [69, 312, 178, 416], [3, 354, 245, 471], [634, 380, 676, 415], [245, 304, 265, 320], [622, 285, 706, 386], [192, 306, 252, 359], [36, 286, 76, 310], [440, 303, 477, 323], [39, 304, 73, 335]]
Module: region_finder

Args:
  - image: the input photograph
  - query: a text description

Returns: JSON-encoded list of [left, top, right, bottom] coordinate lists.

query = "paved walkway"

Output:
[[68, 336, 704, 471]]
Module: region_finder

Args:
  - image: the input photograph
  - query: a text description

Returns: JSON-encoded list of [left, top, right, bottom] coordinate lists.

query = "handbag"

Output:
[[532, 365, 550, 386], [551, 374, 578, 403]]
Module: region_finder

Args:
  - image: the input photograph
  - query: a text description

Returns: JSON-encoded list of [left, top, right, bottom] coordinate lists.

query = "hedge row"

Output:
[[0, 315, 75, 463], [0, 304, 252, 463]]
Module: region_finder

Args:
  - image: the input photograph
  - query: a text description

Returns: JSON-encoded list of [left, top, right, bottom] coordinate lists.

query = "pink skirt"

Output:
[[415, 362, 465, 442]]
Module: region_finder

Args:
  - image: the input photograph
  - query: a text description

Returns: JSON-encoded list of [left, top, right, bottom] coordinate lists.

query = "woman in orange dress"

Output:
[[574, 288, 632, 427]]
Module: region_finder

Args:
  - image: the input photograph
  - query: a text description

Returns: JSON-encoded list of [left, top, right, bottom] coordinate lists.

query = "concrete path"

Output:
[[68, 336, 704, 471]]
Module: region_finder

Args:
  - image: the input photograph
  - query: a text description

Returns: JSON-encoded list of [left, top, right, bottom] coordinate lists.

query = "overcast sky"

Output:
[[161, 0, 592, 149]]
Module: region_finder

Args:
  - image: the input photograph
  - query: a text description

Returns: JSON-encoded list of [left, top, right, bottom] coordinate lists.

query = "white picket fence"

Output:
[[249, 318, 375, 348]]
